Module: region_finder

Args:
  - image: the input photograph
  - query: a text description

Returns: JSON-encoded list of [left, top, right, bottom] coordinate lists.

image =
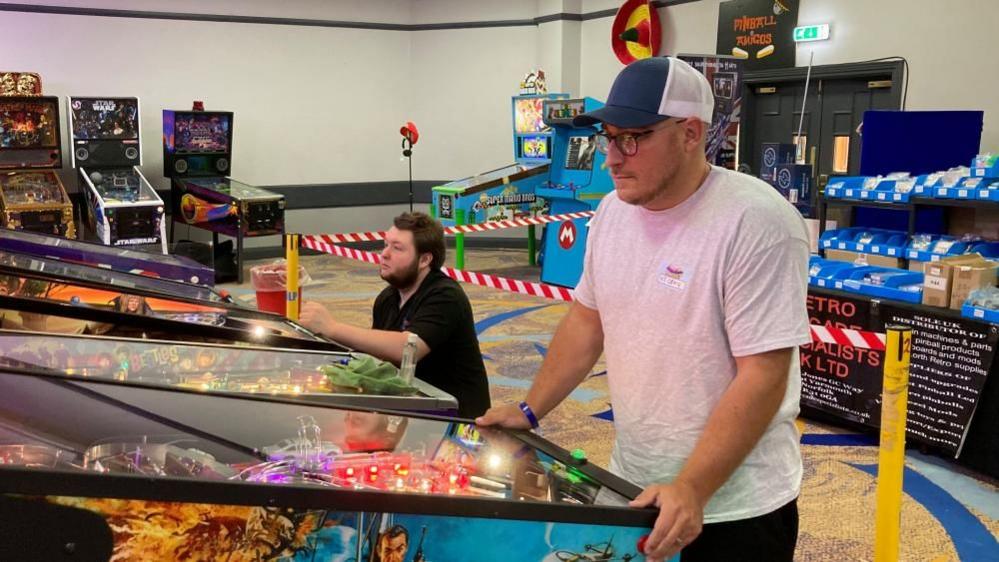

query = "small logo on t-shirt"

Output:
[[657, 262, 689, 291]]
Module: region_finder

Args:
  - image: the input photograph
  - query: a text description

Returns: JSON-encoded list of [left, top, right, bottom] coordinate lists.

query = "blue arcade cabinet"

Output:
[[432, 93, 567, 269], [538, 97, 614, 288]]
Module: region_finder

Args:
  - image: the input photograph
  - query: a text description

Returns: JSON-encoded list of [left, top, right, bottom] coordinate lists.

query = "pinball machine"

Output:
[[0, 227, 213, 285], [69, 96, 167, 251], [0, 368, 657, 561], [0, 95, 75, 238], [164, 108, 285, 283], [0, 250, 341, 352]]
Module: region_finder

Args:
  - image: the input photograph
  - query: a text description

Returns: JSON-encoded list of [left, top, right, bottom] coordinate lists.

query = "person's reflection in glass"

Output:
[[342, 412, 408, 453]]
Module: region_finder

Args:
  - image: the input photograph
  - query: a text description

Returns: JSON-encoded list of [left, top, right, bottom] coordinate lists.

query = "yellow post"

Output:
[[285, 234, 300, 321], [874, 325, 912, 562]]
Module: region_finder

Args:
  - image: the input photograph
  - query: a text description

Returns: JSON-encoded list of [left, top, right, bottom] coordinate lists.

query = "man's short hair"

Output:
[[379, 524, 409, 544], [394, 212, 445, 270]]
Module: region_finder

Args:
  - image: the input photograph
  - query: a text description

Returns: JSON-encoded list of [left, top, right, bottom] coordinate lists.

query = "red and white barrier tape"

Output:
[[301, 235, 575, 302], [445, 211, 595, 235], [303, 234, 890, 343], [809, 325, 886, 350], [307, 210, 595, 245], [441, 266, 574, 302]]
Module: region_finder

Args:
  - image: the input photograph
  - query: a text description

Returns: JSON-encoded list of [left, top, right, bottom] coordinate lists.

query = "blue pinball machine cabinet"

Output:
[[432, 93, 567, 270], [538, 97, 614, 288]]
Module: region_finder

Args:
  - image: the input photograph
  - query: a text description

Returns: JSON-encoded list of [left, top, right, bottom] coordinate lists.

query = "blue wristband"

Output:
[[518, 401, 540, 429]]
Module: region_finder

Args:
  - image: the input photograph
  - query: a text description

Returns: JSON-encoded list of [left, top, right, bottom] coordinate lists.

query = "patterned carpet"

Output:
[[229, 248, 999, 561]]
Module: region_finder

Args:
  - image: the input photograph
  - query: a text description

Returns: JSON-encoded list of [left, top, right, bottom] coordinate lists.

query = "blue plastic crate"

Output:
[[819, 227, 864, 251], [974, 177, 999, 201], [841, 267, 924, 303], [825, 176, 869, 200], [962, 303, 999, 323], [856, 230, 909, 258], [869, 178, 917, 203], [933, 176, 977, 199], [912, 173, 942, 197], [906, 236, 970, 262], [808, 257, 859, 290]]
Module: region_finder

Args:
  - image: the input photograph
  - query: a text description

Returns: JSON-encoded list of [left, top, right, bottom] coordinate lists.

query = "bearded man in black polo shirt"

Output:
[[300, 212, 491, 417]]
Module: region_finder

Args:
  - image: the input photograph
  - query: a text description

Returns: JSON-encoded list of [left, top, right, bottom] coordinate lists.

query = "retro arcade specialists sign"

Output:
[[716, 0, 799, 71]]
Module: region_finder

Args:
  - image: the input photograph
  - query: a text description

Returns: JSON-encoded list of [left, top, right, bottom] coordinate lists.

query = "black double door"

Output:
[[740, 62, 902, 193]]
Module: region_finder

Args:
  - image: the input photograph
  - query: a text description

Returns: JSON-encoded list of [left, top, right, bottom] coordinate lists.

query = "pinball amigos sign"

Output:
[[716, 0, 799, 70]]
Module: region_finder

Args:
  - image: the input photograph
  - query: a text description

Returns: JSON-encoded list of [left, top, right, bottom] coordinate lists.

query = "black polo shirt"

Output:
[[372, 270, 491, 418]]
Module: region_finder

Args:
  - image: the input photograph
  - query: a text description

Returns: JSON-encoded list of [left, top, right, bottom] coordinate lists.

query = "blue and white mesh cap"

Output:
[[573, 56, 715, 128]]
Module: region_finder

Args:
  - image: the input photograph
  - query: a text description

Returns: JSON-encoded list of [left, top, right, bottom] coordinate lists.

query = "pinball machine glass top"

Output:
[[0, 371, 632, 506]]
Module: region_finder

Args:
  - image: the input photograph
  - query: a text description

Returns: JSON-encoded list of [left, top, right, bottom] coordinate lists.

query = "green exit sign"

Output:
[[793, 24, 830, 42]]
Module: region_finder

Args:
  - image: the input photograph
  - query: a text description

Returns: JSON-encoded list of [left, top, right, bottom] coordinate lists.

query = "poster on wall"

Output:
[[678, 54, 743, 169], [716, 0, 799, 71]]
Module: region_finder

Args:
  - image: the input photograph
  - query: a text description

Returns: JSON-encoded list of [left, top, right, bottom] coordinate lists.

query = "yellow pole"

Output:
[[285, 234, 300, 321], [874, 325, 912, 562]]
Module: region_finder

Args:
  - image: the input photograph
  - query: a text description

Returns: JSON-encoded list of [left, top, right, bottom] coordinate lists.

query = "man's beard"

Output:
[[381, 258, 421, 290]]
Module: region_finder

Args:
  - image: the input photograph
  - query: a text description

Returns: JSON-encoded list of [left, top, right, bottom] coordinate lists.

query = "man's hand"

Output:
[[299, 301, 336, 337], [629, 481, 705, 562], [475, 403, 532, 430]]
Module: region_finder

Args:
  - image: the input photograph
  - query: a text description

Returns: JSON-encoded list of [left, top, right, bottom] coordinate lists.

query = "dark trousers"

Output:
[[681, 498, 798, 562]]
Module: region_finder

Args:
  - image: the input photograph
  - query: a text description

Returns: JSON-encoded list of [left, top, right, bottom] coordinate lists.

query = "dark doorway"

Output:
[[740, 61, 904, 196]]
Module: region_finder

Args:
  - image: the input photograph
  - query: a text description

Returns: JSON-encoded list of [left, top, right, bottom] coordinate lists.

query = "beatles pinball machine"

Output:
[[0, 95, 75, 238], [69, 96, 167, 251], [0, 369, 656, 561]]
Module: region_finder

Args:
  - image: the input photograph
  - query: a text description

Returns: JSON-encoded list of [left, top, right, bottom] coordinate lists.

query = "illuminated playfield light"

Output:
[[793, 24, 830, 42]]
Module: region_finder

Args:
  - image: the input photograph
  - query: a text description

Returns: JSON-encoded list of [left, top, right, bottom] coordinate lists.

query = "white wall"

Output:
[[4, 0, 998, 201], [579, 0, 999, 150], [15, 0, 414, 23], [795, 0, 999, 150], [408, 25, 540, 180], [2, 10, 411, 190]]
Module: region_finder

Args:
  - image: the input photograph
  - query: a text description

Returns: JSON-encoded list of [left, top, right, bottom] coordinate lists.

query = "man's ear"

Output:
[[685, 119, 707, 150], [419, 252, 433, 269]]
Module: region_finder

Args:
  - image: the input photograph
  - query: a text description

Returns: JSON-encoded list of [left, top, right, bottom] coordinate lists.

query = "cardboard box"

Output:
[[922, 254, 983, 307], [760, 143, 796, 183], [949, 256, 999, 309], [825, 249, 903, 269]]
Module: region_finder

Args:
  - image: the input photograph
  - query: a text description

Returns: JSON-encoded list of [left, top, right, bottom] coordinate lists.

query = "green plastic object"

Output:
[[320, 354, 419, 395], [571, 448, 586, 461]]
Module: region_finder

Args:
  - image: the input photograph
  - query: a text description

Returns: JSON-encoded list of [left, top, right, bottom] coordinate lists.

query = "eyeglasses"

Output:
[[593, 119, 683, 157]]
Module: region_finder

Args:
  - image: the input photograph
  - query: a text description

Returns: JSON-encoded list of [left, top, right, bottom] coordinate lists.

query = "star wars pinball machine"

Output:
[[69, 96, 168, 251], [0, 369, 655, 561]]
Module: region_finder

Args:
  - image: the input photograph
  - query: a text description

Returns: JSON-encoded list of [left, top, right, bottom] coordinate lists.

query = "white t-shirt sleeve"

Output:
[[572, 205, 603, 311], [724, 237, 812, 357]]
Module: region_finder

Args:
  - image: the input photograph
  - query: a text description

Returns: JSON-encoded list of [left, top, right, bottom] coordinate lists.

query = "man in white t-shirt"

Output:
[[477, 56, 810, 562]]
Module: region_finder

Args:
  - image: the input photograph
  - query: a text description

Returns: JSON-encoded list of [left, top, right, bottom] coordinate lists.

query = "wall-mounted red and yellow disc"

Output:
[[611, 0, 662, 65]]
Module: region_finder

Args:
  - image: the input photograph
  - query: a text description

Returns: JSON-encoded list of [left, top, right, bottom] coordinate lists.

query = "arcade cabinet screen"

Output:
[[545, 100, 585, 125], [519, 135, 550, 160], [515, 98, 547, 134], [0, 98, 59, 149], [565, 135, 596, 171], [70, 98, 139, 140], [174, 113, 231, 153]]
